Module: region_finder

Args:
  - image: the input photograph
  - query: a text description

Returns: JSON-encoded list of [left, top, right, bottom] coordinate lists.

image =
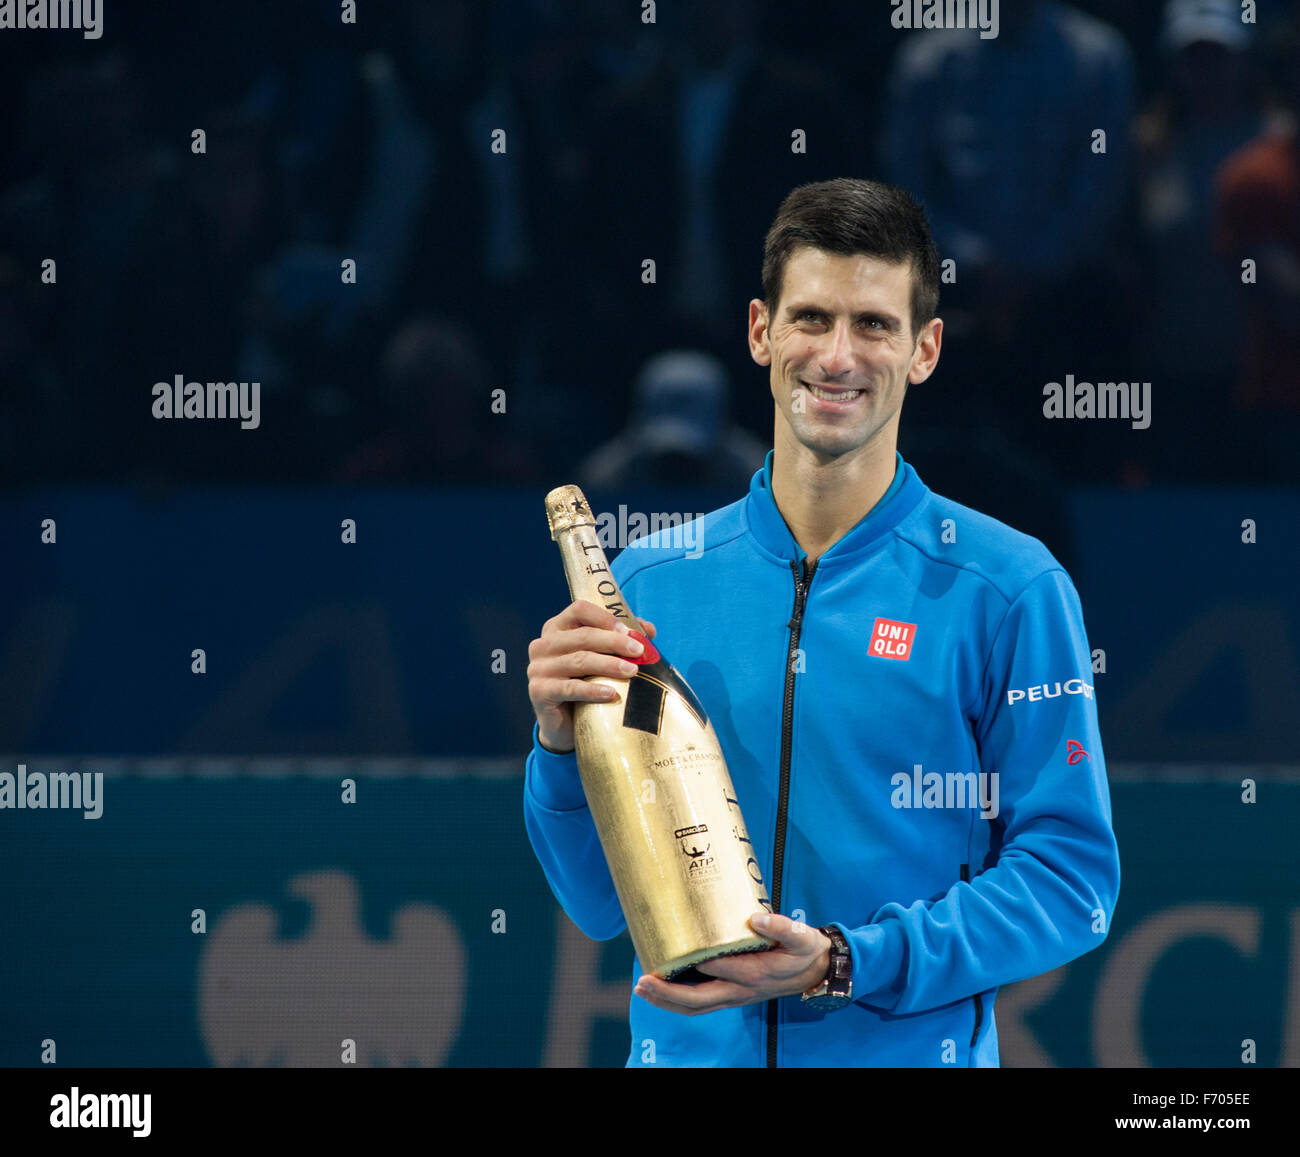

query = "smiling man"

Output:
[[524, 178, 1120, 1067]]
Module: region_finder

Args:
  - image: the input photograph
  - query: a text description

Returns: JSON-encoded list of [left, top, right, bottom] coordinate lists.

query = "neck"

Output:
[[770, 427, 897, 565]]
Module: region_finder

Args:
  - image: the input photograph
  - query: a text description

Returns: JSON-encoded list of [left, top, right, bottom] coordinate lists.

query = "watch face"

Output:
[[802, 992, 852, 1012]]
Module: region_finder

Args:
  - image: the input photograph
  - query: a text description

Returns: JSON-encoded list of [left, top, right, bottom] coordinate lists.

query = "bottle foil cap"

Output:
[[545, 484, 596, 538]]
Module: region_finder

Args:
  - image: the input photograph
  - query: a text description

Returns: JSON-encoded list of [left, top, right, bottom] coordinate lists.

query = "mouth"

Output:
[[800, 379, 866, 406]]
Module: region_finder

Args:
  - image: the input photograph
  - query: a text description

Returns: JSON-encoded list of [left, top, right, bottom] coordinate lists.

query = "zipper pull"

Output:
[[787, 559, 815, 629]]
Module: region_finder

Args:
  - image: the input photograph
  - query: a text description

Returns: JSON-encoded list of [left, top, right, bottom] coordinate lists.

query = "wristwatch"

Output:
[[800, 924, 853, 1011]]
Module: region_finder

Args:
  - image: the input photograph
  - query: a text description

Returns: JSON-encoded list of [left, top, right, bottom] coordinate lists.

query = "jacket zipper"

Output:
[[960, 862, 984, 1050], [766, 556, 816, 1068]]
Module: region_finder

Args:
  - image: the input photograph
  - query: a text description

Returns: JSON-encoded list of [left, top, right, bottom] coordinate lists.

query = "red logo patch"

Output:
[[870, 617, 917, 661]]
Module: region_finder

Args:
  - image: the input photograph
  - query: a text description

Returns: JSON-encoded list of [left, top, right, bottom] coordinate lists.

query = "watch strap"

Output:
[[801, 924, 853, 1008]]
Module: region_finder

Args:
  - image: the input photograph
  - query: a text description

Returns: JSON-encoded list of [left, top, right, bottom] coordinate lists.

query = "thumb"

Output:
[[750, 911, 816, 950]]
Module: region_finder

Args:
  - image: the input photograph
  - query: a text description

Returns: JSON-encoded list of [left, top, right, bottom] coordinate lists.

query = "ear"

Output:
[[907, 316, 942, 385], [748, 299, 772, 367]]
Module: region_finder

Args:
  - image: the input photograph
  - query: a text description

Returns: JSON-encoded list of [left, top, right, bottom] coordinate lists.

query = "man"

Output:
[[524, 178, 1120, 1067]]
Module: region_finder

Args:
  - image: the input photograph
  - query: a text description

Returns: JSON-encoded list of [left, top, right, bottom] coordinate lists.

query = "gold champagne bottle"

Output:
[[545, 484, 775, 980]]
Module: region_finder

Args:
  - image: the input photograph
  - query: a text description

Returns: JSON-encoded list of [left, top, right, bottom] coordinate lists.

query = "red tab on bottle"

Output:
[[627, 630, 660, 665]]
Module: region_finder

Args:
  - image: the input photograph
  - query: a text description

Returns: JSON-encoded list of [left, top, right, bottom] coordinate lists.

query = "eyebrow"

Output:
[[783, 303, 903, 332]]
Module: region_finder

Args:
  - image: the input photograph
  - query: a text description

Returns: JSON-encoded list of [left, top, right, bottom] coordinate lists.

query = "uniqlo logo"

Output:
[[870, 617, 917, 661]]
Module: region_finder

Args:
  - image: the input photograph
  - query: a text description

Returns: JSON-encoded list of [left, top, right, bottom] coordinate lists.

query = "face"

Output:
[[748, 247, 941, 464]]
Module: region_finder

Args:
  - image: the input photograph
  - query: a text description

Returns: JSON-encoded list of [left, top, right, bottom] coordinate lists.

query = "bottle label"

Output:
[[725, 789, 774, 912], [676, 824, 720, 880], [621, 658, 708, 734]]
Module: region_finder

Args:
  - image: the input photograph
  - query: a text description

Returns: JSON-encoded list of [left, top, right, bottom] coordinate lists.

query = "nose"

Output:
[[816, 319, 856, 380]]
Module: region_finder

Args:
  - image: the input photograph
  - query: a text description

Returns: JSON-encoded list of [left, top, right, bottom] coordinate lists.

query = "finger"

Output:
[[558, 598, 653, 645], [545, 602, 656, 654], [633, 974, 748, 1016], [634, 977, 738, 1013], [540, 601, 616, 642], [547, 677, 622, 705], [546, 622, 648, 658], [694, 954, 786, 982], [694, 950, 809, 986], [748, 912, 820, 954], [541, 649, 642, 682], [553, 599, 634, 635], [532, 624, 648, 664]]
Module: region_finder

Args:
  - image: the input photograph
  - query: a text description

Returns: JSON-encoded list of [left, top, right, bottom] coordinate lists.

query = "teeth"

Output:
[[806, 384, 862, 402]]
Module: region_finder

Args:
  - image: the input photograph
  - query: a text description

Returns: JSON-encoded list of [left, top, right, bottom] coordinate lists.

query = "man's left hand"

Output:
[[633, 913, 832, 1016]]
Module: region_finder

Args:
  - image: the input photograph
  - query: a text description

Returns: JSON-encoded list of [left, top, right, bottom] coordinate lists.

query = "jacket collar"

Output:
[[744, 448, 927, 568]]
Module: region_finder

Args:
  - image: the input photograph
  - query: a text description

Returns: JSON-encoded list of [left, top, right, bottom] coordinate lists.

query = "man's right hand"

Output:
[[526, 600, 658, 754]]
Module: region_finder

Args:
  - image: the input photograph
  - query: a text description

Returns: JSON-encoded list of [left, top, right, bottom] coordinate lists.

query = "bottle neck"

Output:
[[555, 522, 644, 633]]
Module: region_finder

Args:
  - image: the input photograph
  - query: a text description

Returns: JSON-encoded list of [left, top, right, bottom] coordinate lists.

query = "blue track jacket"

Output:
[[523, 451, 1120, 1067]]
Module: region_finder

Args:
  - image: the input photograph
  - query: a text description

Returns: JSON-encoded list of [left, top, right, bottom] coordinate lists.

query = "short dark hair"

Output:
[[761, 178, 940, 338]]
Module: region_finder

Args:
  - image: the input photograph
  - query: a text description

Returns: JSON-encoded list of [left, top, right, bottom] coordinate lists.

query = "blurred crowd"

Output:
[[0, 0, 1297, 492]]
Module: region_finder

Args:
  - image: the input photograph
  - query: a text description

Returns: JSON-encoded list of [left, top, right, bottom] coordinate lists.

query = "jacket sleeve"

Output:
[[522, 724, 627, 940], [839, 568, 1121, 1014]]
